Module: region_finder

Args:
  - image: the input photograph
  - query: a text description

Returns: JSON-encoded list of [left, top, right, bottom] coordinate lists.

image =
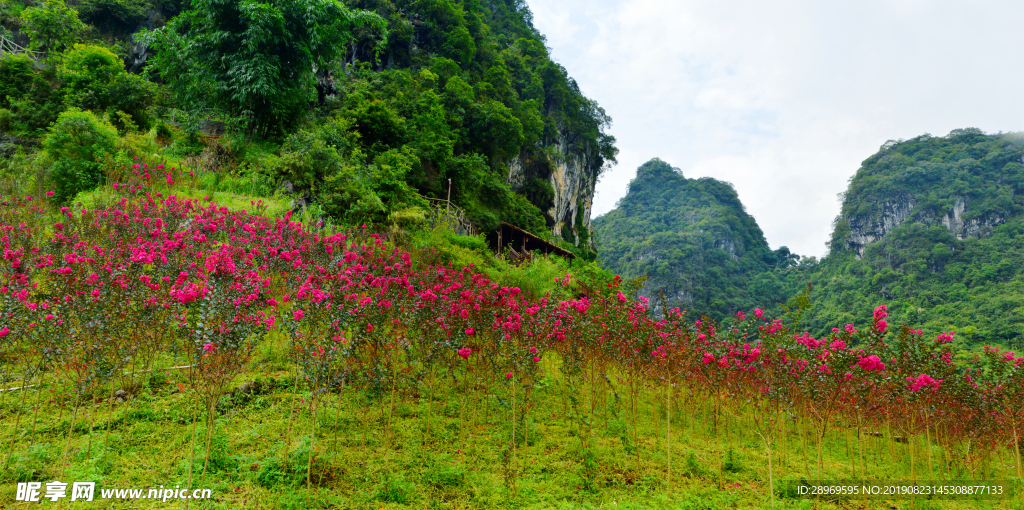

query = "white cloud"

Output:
[[528, 0, 1024, 256]]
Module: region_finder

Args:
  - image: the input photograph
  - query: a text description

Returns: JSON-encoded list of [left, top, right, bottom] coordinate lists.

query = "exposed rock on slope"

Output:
[[507, 129, 600, 246]]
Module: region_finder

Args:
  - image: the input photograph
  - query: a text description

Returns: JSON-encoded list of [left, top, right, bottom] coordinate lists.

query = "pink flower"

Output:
[[0, 327, 8, 337], [366, 323, 374, 333], [465, 327, 475, 336], [532, 356, 540, 362], [458, 348, 472, 359], [873, 304, 888, 321], [506, 372, 513, 380], [857, 355, 885, 372], [754, 308, 763, 319], [202, 343, 215, 354], [736, 311, 746, 321], [875, 320, 887, 333], [909, 373, 941, 392], [529, 346, 537, 354], [293, 310, 304, 321], [204, 254, 219, 274], [45, 191, 54, 196]]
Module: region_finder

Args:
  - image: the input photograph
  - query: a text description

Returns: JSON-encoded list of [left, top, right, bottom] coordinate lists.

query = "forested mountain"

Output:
[[0, 0, 615, 253], [592, 158, 798, 318], [784, 128, 1024, 349], [595, 132, 1024, 351]]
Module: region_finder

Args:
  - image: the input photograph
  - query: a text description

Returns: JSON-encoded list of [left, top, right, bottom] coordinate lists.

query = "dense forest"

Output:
[[592, 158, 799, 318], [0, 0, 615, 255]]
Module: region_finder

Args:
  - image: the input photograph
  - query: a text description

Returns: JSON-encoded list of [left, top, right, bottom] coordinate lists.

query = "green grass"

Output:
[[2, 345, 1021, 509]]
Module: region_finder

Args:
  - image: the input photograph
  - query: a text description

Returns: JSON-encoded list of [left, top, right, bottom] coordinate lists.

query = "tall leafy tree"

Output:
[[20, 0, 87, 53], [143, 0, 387, 134]]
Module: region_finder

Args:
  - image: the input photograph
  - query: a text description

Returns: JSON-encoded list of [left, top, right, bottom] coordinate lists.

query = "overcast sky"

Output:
[[526, 0, 1024, 257]]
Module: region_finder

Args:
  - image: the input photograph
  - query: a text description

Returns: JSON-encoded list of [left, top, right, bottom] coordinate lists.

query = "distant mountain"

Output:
[[593, 158, 797, 319], [787, 129, 1024, 348]]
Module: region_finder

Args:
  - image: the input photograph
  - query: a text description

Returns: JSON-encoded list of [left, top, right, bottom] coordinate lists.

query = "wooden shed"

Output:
[[496, 221, 576, 263]]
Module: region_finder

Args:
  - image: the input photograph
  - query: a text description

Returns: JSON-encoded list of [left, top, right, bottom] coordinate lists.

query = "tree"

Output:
[[44, 108, 119, 204], [58, 44, 156, 129], [144, 0, 388, 135], [20, 0, 87, 53]]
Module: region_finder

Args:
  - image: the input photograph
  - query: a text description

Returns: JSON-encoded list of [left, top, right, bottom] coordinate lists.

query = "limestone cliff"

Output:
[[507, 128, 602, 248], [842, 194, 1008, 257]]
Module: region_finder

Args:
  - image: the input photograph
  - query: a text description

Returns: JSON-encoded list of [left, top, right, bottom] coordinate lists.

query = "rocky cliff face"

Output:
[[937, 197, 1006, 240], [507, 129, 600, 248], [842, 195, 1008, 257], [843, 197, 916, 256]]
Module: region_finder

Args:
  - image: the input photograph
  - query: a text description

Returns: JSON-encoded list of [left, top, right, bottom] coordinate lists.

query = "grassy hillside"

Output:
[[2, 173, 1023, 509], [5, 348, 1019, 509]]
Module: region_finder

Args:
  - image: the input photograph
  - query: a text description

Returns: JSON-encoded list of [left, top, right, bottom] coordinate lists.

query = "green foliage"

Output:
[[276, 116, 362, 188], [280, 0, 616, 243], [422, 463, 464, 488], [43, 108, 119, 203], [20, 0, 86, 52], [58, 44, 122, 101], [593, 158, 777, 319], [58, 44, 155, 129], [275, 116, 426, 225], [78, 0, 151, 34], [503, 191, 547, 235], [0, 54, 35, 107], [181, 428, 240, 475], [154, 121, 173, 140], [144, 0, 388, 134], [521, 177, 554, 216], [0, 55, 63, 134], [376, 473, 416, 504]]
